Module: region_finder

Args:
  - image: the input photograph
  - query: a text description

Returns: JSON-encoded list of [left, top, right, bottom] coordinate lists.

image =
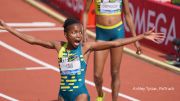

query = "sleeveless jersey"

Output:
[[58, 42, 87, 92]]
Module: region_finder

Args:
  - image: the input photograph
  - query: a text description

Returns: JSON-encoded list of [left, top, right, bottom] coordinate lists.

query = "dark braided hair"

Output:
[[63, 18, 80, 32]]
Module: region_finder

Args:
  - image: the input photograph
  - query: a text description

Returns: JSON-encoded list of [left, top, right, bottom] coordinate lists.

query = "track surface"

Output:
[[0, 0, 179, 101]]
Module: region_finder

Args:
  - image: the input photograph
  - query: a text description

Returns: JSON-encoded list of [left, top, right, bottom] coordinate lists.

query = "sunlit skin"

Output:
[[64, 24, 83, 49], [0, 20, 165, 101]]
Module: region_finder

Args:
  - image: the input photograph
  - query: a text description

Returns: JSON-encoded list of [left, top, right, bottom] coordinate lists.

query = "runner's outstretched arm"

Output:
[[0, 20, 57, 49], [84, 29, 165, 52]]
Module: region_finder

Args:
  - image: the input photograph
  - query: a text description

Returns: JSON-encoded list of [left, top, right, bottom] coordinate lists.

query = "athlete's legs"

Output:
[[94, 41, 109, 97], [110, 46, 123, 101]]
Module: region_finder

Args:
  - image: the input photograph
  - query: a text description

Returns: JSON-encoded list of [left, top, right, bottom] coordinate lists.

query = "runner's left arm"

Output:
[[84, 29, 165, 53]]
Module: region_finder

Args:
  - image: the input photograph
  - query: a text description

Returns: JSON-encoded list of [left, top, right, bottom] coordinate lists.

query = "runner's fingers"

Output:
[[155, 34, 165, 39], [0, 20, 7, 26], [0, 20, 4, 25], [151, 38, 159, 43], [155, 37, 164, 41], [155, 36, 165, 40], [152, 40, 158, 43], [0, 20, 7, 30], [154, 38, 164, 44], [149, 28, 155, 33], [155, 33, 164, 35], [153, 40, 161, 44], [153, 33, 164, 36], [0, 26, 5, 30]]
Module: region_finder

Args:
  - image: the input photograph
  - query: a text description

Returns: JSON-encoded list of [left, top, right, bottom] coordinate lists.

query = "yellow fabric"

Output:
[[58, 42, 68, 59], [96, 21, 123, 29], [66, 79, 77, 82], [68, 83, 74, 85], [60, 83, 65, 85], [61, 86, 70, 89], [73, 86, 79, 89], [96, 12, 121, 15], [96, 93, 105, 101], [61, 76, 67, 79]]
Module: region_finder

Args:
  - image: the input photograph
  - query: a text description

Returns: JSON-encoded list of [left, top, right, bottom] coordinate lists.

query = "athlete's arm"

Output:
[[82, 0, 93, 43], [0, 20, 58, 49], [84, 29, 165, 52], [123, 0, 142, 54]]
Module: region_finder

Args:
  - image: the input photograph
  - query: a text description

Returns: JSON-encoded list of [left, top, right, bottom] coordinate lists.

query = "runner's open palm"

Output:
[[144, 29, 165, 44], [0, 20, 6, 30]]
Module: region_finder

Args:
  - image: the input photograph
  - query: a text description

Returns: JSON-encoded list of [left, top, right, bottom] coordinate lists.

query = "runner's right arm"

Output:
[[0, 20, 58, 49]]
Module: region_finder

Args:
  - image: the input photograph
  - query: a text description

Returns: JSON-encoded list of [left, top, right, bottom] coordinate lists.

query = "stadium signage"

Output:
[[59, 0, 83, 13], [125, 2, 177, 46], [123, 1, 179, 53]]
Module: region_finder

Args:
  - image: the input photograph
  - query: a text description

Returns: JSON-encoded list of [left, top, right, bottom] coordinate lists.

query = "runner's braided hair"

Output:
[[63, 18, 80, 32]]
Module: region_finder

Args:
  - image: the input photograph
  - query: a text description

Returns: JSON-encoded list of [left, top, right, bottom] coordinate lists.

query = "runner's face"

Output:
[[65, 23, 83, 48]]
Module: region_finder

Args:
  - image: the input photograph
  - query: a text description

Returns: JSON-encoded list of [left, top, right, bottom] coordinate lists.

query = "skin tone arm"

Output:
[[82, 0, 93, 42], [123, 0, 142, 53], [83, 29, 165, 54], [0, 20, 60, 51]]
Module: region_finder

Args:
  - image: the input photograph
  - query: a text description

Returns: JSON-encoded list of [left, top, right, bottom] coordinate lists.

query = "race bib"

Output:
[[60, 56, 81, 75], [100, 3, 120, 11]]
